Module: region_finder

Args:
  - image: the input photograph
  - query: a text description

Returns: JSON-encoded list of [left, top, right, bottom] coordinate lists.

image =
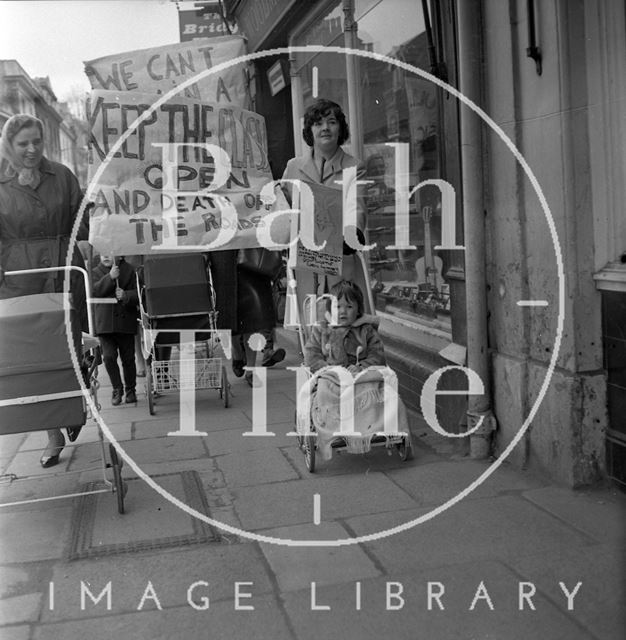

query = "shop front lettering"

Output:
[[182, 20, 233, 37]]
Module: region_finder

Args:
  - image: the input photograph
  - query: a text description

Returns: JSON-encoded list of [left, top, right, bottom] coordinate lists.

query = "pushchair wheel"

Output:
[[109, 444, 127, 514], [221, 365, 230, 408], [146, 364, 155, 416], [396, 436, 413, 462], [294, 409, 305, 450], [303, 434, 316, 472]]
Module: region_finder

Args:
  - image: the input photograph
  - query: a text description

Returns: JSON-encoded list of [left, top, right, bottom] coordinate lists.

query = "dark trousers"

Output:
[[99, 333, 136, 392]]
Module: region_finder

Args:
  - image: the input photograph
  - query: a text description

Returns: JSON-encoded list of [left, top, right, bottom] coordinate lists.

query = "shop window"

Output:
[[292, 0, 460, 337], [292, 2, 347, 109]]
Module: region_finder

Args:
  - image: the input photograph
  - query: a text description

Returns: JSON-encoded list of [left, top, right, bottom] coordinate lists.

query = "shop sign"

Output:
[[266, 59, 288, 96], [179, 2, 239, 42]]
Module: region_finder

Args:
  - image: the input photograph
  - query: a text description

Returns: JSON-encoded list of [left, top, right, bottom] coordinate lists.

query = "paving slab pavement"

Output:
[[281, 561, 598, 640], [0, 330, 624, 639]]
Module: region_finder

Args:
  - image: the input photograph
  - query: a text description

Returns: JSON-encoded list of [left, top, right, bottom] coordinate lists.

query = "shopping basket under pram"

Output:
[[136, 252, 230, 415]]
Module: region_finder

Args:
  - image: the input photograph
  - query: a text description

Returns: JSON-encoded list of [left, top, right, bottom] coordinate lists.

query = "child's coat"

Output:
[[92, 260, 138, 335]]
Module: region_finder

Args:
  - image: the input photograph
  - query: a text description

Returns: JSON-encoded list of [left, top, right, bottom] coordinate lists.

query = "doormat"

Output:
[[68, 470, 218, 560]]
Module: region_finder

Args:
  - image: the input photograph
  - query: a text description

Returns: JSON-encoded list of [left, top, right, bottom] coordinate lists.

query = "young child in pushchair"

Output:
[[301, 279, 411, 461]]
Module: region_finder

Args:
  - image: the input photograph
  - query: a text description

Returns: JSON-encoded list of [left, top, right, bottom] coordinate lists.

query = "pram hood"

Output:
[[0, 292, 81, 377]]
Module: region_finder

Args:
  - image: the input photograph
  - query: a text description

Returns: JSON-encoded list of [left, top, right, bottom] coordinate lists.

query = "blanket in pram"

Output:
[[296, 366, 410, 460]]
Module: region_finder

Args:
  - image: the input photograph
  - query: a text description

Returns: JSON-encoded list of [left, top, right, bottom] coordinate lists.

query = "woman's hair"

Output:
[[330, 279, 365, 318], [1, 114, 44, 144], [302, 98, 349, 148], [0, 114, 45, 175]]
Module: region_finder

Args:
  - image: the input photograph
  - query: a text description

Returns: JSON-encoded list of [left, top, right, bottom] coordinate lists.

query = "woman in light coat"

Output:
[[280, 98, 369, 315]]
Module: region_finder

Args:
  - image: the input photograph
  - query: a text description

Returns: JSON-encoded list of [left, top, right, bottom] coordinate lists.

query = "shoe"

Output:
[[262, 348, 285, 367], [65, 426, 82, 442], [125, 389, 137, 404], [111, 388, 123, 406], [40, 453, 61, 469], [40, 433, 65, 468], [232, 359, 245, 378]]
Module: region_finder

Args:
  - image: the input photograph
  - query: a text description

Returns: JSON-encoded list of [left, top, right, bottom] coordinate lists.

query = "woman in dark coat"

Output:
[[0, 114, 88, 467]]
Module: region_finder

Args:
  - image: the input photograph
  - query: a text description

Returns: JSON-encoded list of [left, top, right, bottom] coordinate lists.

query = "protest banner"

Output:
[[84, 36, 250, 107], [295, 181, 344, 276], [87, 90, 291, 256]]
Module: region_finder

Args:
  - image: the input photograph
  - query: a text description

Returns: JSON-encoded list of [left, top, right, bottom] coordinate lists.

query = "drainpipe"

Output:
[[342, 0, 364, 159], [288, 49, 304, 158], [456, 0, 497, 457]]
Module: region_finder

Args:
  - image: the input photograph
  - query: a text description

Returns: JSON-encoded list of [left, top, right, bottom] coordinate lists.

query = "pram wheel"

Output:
[[294, 410, 305, 450], [108, 444, 127, 514], [146, 363, 155, 416], [303, 435, 316, 472], [396, 436, 413, 462], [220, 365, 229, 408]]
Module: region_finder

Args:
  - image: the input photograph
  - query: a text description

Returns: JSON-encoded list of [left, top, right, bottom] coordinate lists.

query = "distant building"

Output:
[[0, 59, 87, 186]]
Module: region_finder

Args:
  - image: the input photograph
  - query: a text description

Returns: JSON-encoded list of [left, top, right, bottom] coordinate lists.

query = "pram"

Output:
[[136, 253, 230, 416], [0, 266, 127, 514], [289, 254, 414, 473]]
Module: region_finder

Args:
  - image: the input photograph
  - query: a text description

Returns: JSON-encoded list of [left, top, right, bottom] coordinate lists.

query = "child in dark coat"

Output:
[[92, 255, 139, 405]]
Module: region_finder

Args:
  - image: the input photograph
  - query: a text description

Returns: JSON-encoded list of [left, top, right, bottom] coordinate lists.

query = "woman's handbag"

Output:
[[237, 247, 283, 280]]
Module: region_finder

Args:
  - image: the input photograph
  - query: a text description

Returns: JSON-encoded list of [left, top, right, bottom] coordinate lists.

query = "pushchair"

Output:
[[136, 253, 230, 416], [289, 254, 414, 473], [0, 265, 127, 514]]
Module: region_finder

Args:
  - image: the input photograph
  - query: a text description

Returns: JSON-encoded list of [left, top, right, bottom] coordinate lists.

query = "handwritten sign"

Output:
[[295, 181, 344, 276], [84, 36, 250, 107], [87, 90, 291, 256]]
